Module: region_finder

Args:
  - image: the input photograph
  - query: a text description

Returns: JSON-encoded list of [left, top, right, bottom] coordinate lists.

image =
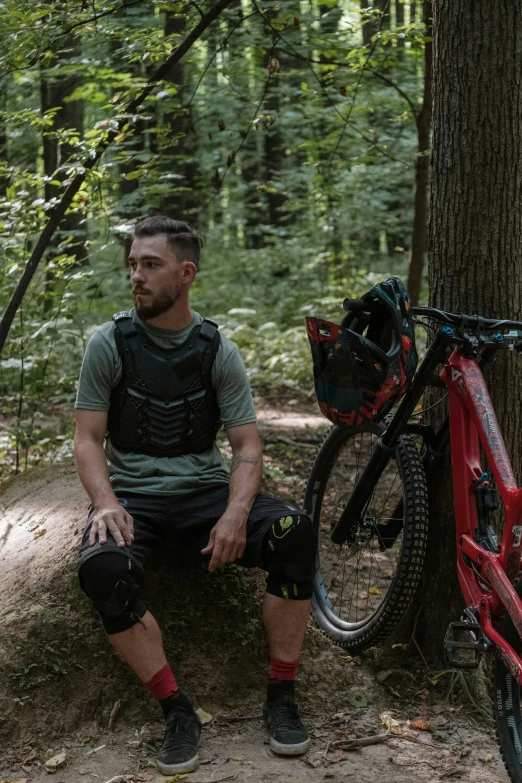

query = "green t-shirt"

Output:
[[75, 309, 257, 495]]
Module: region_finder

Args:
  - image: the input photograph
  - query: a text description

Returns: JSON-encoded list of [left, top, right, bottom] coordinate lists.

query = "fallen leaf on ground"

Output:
[[440, 765, 462, 779], [303, 754, 322, 769], [327, 749, 349, 763], [479, 754, 493, 764], [43, 749, 54, 761], [196, 707, 213, 725], [347, 694, 369, 708], [1, 779, 28, 783], [380, 712, 400, 730], [44, 749, 66, 772], [21, 748, 37, 764], [163, 776, 188, 782], [409, 718, 433, 731], [34, 528, 47, 539]]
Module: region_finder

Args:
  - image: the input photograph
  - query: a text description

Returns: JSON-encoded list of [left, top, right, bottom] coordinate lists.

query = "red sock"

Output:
[[144, 663, 179, 701], [269, 655, 300, 682]]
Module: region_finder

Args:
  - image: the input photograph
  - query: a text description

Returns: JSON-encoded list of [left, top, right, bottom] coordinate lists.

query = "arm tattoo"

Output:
[[230, 455, 259, 475]]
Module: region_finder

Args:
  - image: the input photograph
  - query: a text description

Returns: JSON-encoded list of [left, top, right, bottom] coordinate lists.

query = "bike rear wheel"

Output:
[[494, 582, 522, 783], [304, 422, 428, 650]]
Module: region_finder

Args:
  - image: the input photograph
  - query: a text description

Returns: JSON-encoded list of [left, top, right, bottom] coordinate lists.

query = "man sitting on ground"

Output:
[[74, 216, 318, 775]]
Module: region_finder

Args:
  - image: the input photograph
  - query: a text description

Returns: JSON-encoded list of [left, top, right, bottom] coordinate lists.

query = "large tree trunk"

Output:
[[417, 0, 522, 658], [406, 0, 432, 305], [160, 11, 200, 223], [0, 86, 7, 199], [360, 0, 389, 45], [40, 43, 86, 311]]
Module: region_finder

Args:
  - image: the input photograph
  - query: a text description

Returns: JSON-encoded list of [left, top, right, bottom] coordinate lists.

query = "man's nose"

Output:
[[131, 266, 145, 283]]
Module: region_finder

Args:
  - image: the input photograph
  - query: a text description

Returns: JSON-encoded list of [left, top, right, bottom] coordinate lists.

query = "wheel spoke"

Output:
[[309, 427, 427, 643]]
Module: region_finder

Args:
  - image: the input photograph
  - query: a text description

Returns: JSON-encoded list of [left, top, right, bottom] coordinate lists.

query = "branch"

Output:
[[62, 0, 146, 37], [0, 0, 146, 82], [267, 43, 419, 123], [0, 0, 235, 356], [323, 0, 391, 182], [252, 0, 406, 169], [367, 68, 418, 122]]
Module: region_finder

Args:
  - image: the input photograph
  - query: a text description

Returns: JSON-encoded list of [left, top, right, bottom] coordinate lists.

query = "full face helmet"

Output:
[[305, 277, 417, 427]]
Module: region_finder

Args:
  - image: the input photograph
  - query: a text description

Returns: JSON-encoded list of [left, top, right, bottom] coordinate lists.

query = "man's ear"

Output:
[[181, 261, 198, 284]]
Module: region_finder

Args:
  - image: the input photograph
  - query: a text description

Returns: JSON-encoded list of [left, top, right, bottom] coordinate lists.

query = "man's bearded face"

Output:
[[133, 280, 181, 320]]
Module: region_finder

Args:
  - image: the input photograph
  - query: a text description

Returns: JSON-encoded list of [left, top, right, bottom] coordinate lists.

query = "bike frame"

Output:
[[442, 350, 522, 682]]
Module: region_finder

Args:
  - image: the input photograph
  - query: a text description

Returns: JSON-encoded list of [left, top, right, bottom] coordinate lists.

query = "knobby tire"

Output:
[[304, 422, 428, 651], [494, 577, 522, 783]]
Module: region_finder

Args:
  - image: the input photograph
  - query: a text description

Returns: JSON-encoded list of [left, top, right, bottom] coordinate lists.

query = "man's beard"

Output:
[[133, 284, 181, 320]]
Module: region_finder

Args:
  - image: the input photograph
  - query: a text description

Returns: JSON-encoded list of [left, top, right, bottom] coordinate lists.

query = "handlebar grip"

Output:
[[343, 298, 369, 313]]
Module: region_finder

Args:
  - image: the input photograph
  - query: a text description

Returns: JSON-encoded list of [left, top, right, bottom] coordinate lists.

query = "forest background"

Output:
[[0, 0, 431, 478]]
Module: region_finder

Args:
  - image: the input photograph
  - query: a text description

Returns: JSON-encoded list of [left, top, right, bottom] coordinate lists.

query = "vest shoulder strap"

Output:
[[112, 311, 138, 339], [199, 318, 219, 342], [197, 319, 220, 379]]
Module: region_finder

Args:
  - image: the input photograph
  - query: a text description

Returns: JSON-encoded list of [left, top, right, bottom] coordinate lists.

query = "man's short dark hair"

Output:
[[133, 216, 204, 269]]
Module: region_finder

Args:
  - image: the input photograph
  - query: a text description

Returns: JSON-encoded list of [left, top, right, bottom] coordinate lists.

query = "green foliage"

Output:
[[0, 0, 430, 478]]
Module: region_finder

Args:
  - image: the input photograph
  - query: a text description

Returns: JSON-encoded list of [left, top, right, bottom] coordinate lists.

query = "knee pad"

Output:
[[265, 513, 318, 600], [78, 552, 147, 634]]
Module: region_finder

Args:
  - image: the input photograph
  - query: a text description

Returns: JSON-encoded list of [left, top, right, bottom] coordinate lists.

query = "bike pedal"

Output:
[[444, 617, 489, 670]]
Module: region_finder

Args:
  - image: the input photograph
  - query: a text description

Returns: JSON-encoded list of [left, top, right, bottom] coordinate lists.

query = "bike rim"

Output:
[[313, 429, 405, 630]]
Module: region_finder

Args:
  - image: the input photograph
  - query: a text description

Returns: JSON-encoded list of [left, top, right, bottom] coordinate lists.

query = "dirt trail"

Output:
[[0, 708, 509, 783], [0, 402, 511, 783]]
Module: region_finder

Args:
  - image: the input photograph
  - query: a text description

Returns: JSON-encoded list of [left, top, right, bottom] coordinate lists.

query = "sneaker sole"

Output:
[[157, 751, 199, 774], [269, 736, 311, 756]]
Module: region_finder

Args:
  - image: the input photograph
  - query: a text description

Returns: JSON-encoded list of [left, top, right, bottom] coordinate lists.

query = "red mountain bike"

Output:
[[304, 301, 522, 781]]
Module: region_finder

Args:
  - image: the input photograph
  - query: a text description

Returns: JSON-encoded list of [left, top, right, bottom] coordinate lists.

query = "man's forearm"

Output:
[[227, 446, 263, 518], [74, 438, 118, 508]]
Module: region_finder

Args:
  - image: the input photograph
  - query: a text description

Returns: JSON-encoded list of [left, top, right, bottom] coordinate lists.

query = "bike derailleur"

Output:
[[444, 607, 491, 670]]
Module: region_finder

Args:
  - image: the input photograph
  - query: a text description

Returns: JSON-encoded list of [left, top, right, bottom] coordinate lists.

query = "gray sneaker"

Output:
[[263, 690, 310, 756], [157, 703, 202, 774]]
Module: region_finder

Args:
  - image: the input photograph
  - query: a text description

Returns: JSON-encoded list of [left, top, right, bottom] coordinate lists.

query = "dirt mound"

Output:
[[0, 461, 348, 745]]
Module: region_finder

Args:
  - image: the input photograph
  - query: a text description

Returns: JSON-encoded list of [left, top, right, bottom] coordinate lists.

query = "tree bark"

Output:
[[416, 0, 522, 659], [0, 85, 7, 199], [406, 0, 432, 305], [262, 7, 288, 230], [361, 0, 389, 45], [160, 11, 200, 223], [319, 3, 344, 276], [40, 42, 86, 311]]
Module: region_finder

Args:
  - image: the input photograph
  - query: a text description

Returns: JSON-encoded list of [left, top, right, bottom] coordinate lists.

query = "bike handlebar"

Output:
[[342, 297, 522, 333], [412, 306, 522, 333]]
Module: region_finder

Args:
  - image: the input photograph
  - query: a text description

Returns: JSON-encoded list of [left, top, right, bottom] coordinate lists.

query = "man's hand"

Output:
[[201, 510, 247, 572], [89, 504, 134, 548]]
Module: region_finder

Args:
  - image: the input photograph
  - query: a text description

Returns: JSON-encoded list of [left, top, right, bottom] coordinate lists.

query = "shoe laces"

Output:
[[165, 706, 197, 735], [272, 697, 302, 729]]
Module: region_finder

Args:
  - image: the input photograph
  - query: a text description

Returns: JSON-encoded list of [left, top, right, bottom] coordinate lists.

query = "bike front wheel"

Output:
[[304, 422, 428, 650]]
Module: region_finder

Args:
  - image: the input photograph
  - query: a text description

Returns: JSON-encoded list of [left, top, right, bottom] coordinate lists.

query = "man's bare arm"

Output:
[[74, 409, 134, 548], [201, 422, 263, 571], [227, 423, 263, 508]]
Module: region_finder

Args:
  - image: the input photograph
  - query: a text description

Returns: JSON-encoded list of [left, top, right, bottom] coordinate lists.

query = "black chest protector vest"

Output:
[[107, 312, 221, 457]]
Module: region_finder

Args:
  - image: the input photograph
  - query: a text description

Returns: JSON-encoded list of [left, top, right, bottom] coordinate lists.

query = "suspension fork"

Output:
[[330, 331, 452, 545]]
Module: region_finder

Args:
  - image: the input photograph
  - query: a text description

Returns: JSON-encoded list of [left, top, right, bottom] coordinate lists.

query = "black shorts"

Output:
[[77, 483, 305, 574]]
